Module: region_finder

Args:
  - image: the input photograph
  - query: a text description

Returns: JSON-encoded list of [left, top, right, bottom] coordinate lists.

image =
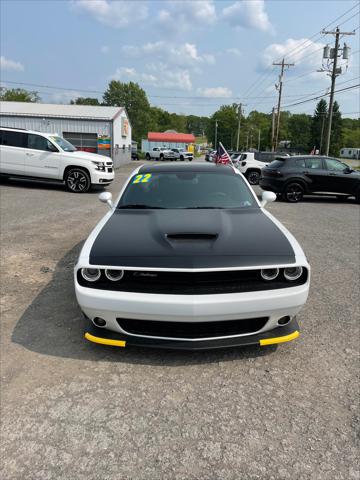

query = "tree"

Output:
[[288, 113, 312, 151], [103, 81, 151, 143], [311, 99, 328, 153], [71, 97, 100, 105], [206, 104, 238, 149], [342, 118, 360, 147], [0, 87, 39, 102], [329, 101, 343, 156]]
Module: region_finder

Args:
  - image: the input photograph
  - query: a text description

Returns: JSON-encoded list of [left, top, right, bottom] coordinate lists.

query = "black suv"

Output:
[[260, 155, 360, 203]]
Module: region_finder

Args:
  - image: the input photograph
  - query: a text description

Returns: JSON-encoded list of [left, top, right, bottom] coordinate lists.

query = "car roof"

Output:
[[0, 126, 55, 136], [138, 162, 235, 174]]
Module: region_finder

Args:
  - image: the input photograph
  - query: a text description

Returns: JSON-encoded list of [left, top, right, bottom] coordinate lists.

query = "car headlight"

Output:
[[261, 268, 279, 281], [105, 269, 124, 281], [92, 161, 106, 171], [81, 268, 101, 282], [284, 266, 303, 281]]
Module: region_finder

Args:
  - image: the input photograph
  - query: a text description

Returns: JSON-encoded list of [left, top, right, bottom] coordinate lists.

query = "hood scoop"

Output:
[[166, 233, 218, 240]]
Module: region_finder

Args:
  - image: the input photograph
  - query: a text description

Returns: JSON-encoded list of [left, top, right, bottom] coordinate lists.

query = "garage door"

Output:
[[62, 132, 103, 155]]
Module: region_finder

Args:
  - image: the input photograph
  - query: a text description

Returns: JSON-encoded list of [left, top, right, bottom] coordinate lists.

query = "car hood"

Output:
[[63, 151, 111, 162], [89, 209, 295, 269]]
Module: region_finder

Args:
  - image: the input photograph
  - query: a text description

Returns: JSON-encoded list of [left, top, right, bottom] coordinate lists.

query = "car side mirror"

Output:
[[343, 166, 353, 174], [47, 142, 58, 152], [99, 191, 114, 209], [261, 191, 277, 207]]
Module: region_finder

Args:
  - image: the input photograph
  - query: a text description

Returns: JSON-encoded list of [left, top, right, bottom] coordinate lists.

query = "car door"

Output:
[[303, 157, 328, 192], [25, 133, 60, 179], [0, 129, 27, 175], [324, 158, 354, 194]]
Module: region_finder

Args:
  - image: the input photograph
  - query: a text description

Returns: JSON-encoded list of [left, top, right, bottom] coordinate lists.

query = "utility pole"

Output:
[[320, 27, 355, 156], [246, 132, 249, 150], [214, 120, 218, 149], [319, 114, 326, 154], [271, 107, 276, 151], [272, 58, 294, 151], [258, 128, 261, 151], [236, 103, 246, 151]]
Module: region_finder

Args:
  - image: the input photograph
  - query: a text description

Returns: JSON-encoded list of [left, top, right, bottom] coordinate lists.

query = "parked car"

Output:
[[260, 155, 360, 203], [131, 147, 139, 161], [205, 150, 216, 162], [171, 148, 193, 161], [145, 147, 175, 161], [0, 127, 114, 193], [75, 162, 310, 350], [231, 151, 269, 185]]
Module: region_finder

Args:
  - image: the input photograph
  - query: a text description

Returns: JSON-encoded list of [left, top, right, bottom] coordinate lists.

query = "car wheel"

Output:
[[180, 155, 184, 161], [284, 182, 304, 203], [65, 168, 91, 193], [160, 154, 164, 161], [145, 153, 151, 161], [355, 191, 360, 204], [246, 170, 261, 185]]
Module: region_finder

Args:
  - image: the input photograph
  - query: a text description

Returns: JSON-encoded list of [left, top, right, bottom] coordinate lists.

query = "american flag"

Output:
[[215, 142, 232, 165]]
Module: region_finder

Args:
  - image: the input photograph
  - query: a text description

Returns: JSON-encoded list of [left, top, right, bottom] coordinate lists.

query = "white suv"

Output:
[[0, 127, 114, 193]]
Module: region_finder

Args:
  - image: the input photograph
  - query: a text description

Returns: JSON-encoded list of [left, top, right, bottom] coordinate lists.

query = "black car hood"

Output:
[[89, 209, 295, 268]]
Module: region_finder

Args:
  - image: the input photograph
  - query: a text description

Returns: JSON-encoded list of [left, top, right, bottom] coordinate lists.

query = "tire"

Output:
[[355, 191, 360, 204], [145, 153, 151, 161], [180, 155, 184, 161], [283, 182, 304, 203], [246, 170, 261, 185], [160, 154, 164, 161], [65, 168, 91, 193]]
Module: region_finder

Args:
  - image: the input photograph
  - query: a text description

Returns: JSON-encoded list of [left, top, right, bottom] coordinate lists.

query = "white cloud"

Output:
[[73, 0, 148, 28], [0, 56, 24, 72], [121, 41, 215, 68], [262, 38, 325, 70], [197, 87, 233, 98], [223, 1, 272, 32], [101, 45, 109, 54], [158, 1, 216, 30], [111, 65, 192, 91]]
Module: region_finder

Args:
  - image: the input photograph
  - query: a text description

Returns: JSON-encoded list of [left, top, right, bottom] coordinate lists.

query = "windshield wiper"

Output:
[[185, 206, 225, 209], [117, 204, 165, 209]]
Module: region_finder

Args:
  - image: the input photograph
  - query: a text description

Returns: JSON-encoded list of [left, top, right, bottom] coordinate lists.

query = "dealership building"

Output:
[[141, 131, 196, 151], [0, 101, 132, 166]]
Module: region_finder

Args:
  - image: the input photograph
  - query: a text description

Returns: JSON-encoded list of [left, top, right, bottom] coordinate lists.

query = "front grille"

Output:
[[77, 268, 308, 294], [117, 317, 268, 339]]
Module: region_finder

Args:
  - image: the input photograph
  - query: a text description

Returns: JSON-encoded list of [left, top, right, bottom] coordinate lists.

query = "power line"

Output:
[[282, 83, 359, 108]]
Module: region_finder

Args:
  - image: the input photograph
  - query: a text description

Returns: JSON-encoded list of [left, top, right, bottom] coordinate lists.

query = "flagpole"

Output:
[[219, 141, 234, 166]]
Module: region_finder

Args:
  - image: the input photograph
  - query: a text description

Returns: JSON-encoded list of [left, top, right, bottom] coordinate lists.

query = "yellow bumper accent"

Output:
[[260, 330, 299, 346], [85, 332, 126, 347]]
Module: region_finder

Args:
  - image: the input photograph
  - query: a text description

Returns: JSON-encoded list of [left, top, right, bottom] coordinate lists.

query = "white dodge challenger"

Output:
[[75, 163, 310, 350]]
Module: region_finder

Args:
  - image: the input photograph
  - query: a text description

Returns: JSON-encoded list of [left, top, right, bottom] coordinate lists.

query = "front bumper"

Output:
[[90, 169, 114, 185], [84, 317, 300, 350], [76, 279, 309, 349]]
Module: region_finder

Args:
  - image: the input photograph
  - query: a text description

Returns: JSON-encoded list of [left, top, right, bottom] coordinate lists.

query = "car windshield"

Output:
[[50, 136, 77, 152], [118, 171, 257, 209]]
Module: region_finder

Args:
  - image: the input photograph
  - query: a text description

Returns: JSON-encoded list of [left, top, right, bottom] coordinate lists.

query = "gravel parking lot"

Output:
[[1, 159, 359, 480]]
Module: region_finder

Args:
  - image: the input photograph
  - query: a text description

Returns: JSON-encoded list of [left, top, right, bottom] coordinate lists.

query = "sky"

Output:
[[0, 0, 359, 118]]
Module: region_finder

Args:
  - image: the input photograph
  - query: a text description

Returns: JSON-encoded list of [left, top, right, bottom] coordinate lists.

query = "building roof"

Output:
[[0, 101, 124, 120], [148, 132, 195, 143]]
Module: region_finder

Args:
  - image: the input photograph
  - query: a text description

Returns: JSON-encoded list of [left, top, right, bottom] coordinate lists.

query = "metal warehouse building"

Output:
[[0, 102, 132, 166]]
